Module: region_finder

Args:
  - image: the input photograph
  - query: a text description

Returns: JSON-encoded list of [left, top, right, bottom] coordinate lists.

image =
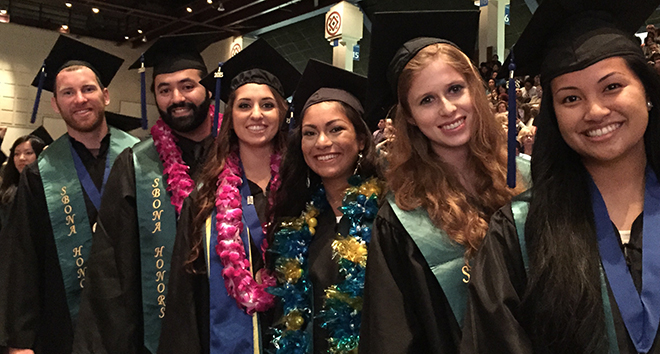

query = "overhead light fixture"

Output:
[[186, 7, 192, 13], [217, 2, 225, 11], [59, 24, 70, 33], [92, 7, 99, 13], [65, 2, 72, 7], [0, 9, 8, 23], [207, 0, 213, 4], [61, 24, 68, 30], [142, 36, 147, 42], [137, 29, 143, 34], [124, 35, 129, 40], [0, 10, 6, 15]]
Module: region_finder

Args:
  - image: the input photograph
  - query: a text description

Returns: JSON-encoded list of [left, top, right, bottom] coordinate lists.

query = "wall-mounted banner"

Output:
[[353, 44, 360, 61], [505, 4, 510, 25]]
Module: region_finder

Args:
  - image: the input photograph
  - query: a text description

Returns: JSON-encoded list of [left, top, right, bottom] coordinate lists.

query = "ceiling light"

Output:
[[0, 10, 6, 15], [92, 7, 99, 13], [186, 7, 192, 13], [137, 29, 143, 34], [124, 35, 129, 40], [217, 3, 225, 11], [61, 24, 68, 30], [207, 0, 213, 4], [65, 3, 72, 8], [141, 36, 147, 42], [58, 24, 69, 33]]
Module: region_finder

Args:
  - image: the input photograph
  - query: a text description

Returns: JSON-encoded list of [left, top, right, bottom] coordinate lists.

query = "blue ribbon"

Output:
[[238, 159, 265, 249], [590, 167, 660, 353], [31, 62, 46, 124], [506, 51, 517, 188], [213, 62, 224, 138], [208, 209, 256, 353], [68, 142, 112, 211]]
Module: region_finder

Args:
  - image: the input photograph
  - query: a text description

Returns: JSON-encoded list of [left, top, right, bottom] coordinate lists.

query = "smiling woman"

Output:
[[359, 11, 528, 354], [157, 39, 301, 354], [460, 0, 660, 352], [266, 59, 384, 354]]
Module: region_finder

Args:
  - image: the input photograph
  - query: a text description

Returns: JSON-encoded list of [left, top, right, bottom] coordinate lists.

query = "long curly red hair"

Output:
[[387, 43, 525, 259]]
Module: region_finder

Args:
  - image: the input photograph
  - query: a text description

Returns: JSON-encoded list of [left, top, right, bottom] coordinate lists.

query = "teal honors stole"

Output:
[[133, 140, 177, 354], [386, 194, 468, 326], [510, 199, 620, 354], [39, 127, 138, 324]]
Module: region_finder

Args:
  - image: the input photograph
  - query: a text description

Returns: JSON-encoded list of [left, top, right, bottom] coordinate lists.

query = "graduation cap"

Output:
[[29, 125, 53, 146], [30, 35, 124, 124], [364, 10, 480, 127], [498, 0, 658, 188], [292, 59, 367, 125], [129, 32, 219, 130], [500, 0, 657, 83], [105, 111, 143, 132], [200, 38, 301, 137]]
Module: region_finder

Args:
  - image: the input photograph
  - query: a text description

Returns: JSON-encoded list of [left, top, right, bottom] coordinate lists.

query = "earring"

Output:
[[306, 168, 310, 188], [353, 152, 363, 176], [648, 101, 654, 111]]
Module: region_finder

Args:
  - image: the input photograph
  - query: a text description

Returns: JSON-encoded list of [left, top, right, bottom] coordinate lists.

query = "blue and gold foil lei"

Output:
[[268, 176, 383, 354]]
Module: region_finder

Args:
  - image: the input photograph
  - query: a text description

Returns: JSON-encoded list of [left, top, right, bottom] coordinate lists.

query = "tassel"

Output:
[[213, 62, 224, 138], [507, 50, 517, 188], [139, 54, 148, 130], [287, 101, 295, 133], [31, 62, 46, 124]]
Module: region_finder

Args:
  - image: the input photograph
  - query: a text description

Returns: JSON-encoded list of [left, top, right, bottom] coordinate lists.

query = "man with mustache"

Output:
[[73, 33, 218, 354], [0, 36, 139, 354]]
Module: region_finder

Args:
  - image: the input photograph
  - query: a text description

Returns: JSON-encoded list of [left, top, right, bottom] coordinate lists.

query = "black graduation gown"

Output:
[[358, 202, 461, 354], [0, 136, 111, 354], [460, 198, 660, 354], [73, 135, 213, 354], [157, 181, 270, 354]]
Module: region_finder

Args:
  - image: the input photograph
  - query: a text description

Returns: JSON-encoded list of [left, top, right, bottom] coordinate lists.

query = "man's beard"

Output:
[[158, 97, 211, 133]]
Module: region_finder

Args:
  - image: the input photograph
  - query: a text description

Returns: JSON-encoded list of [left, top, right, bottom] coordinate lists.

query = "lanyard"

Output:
[[69, 143, 111, 210], [590, 167, 660, 353]]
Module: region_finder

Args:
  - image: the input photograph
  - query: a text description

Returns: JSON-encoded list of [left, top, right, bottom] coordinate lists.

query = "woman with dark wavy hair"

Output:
[[158, 39, 300, 354], [266, 59, 384, 354], [0, 135, 45, 229], [461, 1, 660, 353]]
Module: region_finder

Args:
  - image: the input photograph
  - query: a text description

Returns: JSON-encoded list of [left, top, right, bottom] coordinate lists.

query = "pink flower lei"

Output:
[[214, 150, 281, 314], [151, 118, 194, 214], [150, 105, 218, 214]]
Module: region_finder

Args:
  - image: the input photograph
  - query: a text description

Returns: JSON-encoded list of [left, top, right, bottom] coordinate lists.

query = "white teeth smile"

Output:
[[441, 118, 465, 130], [586, 123, 622, 137], [247, 125, 266, 132], [317, 154, 339, 161]]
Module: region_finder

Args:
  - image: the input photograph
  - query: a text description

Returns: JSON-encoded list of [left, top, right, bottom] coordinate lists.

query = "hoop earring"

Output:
[[353, 152, 363, 176]]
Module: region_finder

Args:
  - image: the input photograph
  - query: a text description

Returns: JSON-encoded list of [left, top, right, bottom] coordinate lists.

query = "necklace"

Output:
[[214, 150, 281, 314], [269, 175, 383, 353], [150, 118, 194, 214]]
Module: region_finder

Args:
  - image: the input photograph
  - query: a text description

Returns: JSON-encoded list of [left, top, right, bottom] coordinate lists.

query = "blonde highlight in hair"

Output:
[[387, 43, 524, 259]]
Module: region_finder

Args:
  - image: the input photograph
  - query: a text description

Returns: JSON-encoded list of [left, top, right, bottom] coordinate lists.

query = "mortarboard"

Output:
[[129, 32, 219, 130], [292, 59, 367, 124], [29, 125, 54, 146], [105, 111, 143, 132], [30, 35, 124, 124], [364, 10, 480, 127], [200, 38, 301, 137], [499, 0, 659, 188], [500, 0, 658, 83]]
